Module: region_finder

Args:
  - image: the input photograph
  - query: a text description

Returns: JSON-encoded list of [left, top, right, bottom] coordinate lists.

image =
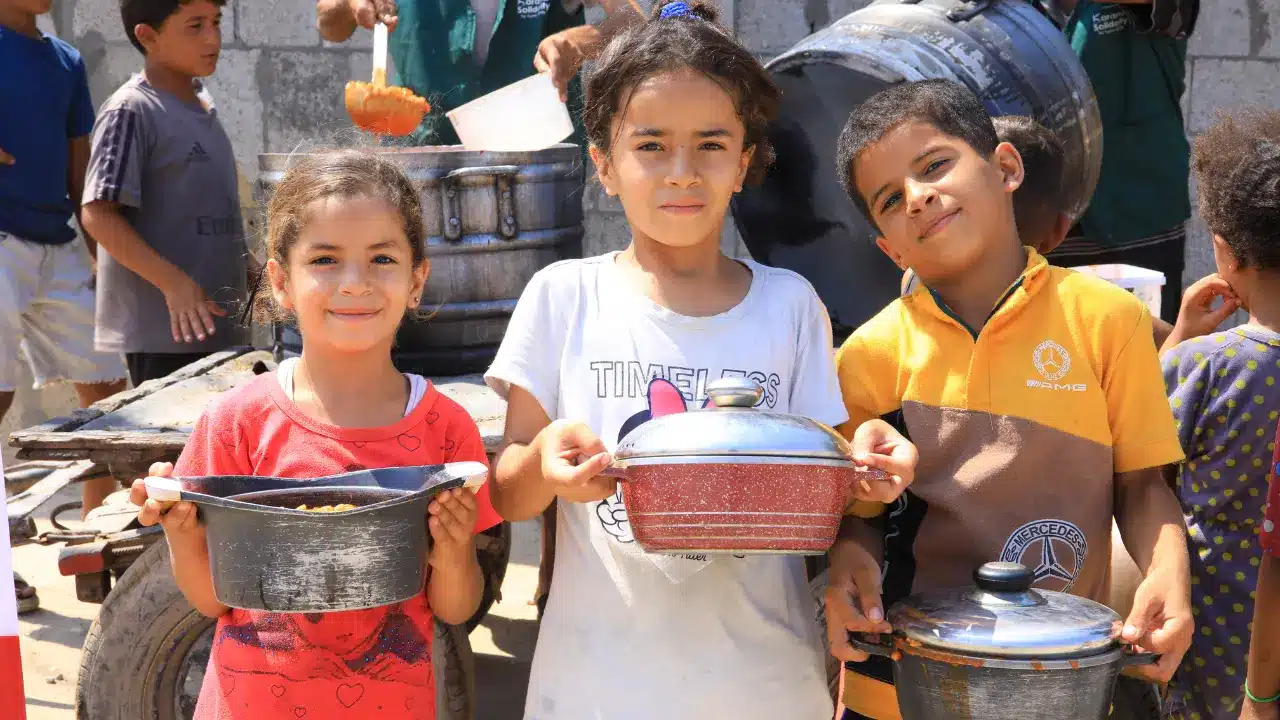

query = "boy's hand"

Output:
[[0, 146, 12, 165], [540, 420, 617, 504], [347, 0, 397, 31], [129, 462, 205, 547], [534, 26, 600, 102], [1169, 274, 1240, 344], [427, 487, 479, 566], [160, 272, 226, 343], [849, 418, 917, 503], [825, 535, 892, 663], [1120, 565, 1193, 683]]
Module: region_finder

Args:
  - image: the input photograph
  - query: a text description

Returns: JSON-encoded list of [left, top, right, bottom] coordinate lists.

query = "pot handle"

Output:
[[144, 475, 185, 503], [600, 464, 628, 481], [440, 165, 520, 241], [1120, 651, 1161, 668], [846, 633, 898, 660]]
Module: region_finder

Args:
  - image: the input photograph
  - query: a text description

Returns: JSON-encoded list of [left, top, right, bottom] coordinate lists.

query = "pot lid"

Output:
[[887, 562, 1122, 658], [611, 377, 853, 463]]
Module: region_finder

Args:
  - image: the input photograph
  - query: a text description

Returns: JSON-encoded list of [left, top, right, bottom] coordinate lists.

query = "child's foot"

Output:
[[14, 572, 39, 614]]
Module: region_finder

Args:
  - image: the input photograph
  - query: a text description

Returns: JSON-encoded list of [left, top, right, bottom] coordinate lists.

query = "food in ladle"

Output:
[[344, 81, 429, 137], [296, 503, 357, 513]]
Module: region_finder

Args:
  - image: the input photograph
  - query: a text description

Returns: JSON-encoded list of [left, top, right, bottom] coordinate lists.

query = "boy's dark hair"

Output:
[[993, 115, 1066, 247], [121, 0, 225, 54], [1193, 109, 1280, 271], [583, 0, 780, 184], [836, 79, 998, 223]]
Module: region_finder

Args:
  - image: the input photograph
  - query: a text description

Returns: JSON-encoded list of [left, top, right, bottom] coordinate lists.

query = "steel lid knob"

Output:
[[706, 377, 765, 408], [974, 562, 1035, 593]]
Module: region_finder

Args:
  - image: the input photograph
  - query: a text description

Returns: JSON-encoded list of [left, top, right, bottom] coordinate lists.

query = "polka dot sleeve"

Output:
[[1263, 420, 1280, 556]]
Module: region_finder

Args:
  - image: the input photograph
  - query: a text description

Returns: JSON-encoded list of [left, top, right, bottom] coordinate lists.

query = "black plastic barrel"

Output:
[[731, 0, 1101, 341]]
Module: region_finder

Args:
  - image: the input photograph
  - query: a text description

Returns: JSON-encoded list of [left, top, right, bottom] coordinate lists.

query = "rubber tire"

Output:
[[75, 541, 216, 720], [465, 521, 512, 632]]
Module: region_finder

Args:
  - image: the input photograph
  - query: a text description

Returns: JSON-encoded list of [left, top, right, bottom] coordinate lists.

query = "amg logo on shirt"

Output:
[[587, 361, 782, 408], [1025, 379, 1087, 392]]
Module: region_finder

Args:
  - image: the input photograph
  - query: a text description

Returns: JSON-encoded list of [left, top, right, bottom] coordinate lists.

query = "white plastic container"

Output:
[[446, 73, 574, 152], [1075, 263, 1166, 317]]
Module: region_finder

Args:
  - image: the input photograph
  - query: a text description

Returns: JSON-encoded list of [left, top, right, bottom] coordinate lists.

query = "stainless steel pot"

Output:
[[601, 377, 878, 555], [850, 562, 1157, 720]]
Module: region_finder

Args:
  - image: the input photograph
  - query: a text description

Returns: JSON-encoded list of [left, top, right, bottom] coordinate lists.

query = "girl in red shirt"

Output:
[[129, 149, 501, 719]]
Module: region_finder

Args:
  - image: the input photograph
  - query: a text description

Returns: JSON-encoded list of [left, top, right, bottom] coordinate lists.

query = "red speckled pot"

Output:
[[605, 377, 865, 555]]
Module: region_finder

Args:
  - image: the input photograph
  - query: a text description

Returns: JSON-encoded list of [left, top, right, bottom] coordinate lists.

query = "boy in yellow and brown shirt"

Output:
[[824, 79, 1194, 720]]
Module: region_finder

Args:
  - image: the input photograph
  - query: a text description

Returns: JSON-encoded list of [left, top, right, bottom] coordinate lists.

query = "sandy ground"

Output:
[[11, 483, 541, 719]]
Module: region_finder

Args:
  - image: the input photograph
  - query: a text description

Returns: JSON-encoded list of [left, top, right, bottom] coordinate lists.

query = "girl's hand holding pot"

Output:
[[825, 531, 892, 663], [428, 487, 480, 566], [540, 419, 618, 504], [129, 462, 205, 548]]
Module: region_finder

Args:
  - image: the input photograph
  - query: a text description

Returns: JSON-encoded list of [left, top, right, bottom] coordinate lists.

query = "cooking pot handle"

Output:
[[846, 633, 897, 660], [441, 165, 520, 241], [600, 464, 628, 481], [1120, 651, 1160, 668]]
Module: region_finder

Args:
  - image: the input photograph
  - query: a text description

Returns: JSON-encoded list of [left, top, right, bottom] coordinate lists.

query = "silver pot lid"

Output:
[[612, 377, 853, 464], [888, 562, 1122, 659]]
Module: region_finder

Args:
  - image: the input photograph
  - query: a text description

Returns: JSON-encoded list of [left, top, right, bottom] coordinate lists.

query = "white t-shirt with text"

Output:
[[486, 253, 847, 720]]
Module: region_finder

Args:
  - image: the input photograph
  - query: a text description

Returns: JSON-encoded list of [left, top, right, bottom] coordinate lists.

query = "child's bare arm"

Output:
[[128, 464, 229, 618], [1152, 317, 1174, 353], [1112, 466, 1193, 682], [425, 488, 484, 625], [1243, 555, 1280, 719], [80, 200, 225, 343]]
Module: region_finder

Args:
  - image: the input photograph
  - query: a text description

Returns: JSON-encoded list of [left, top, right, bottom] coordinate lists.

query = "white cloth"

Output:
[[0, 231, 126, 390], [486, 252, 846, 720], [276, 357, 428, 417]]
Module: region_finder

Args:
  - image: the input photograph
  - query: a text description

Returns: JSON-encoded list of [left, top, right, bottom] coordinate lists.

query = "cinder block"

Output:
[[206, 49, 264, 177], [82, 40, 142, 109], [1188, 0, 1250, 57], [828, 0, 877, 25], [238, 0, 321, 47], [262, 51, 356, 152], [1262, 2, 1280, 59], [73, 0, 235, 49], [736, 0, 812, 55], [1188, 59, 1280, 133]]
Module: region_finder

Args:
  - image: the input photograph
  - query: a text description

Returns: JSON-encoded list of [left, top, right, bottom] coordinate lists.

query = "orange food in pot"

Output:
[[344, 81, 430, 137], [296, 503, 358, 513]]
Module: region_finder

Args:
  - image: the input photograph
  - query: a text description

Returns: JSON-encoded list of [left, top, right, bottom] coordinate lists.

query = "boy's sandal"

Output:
[[13, 572, 39, 614]]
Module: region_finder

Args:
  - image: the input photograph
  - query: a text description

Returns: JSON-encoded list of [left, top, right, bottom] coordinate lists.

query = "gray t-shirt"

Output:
[[84, 74, 247, 354]]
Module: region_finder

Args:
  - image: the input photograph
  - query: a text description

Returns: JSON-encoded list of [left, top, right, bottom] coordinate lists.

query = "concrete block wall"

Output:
[[9, 1, 1277, 436]]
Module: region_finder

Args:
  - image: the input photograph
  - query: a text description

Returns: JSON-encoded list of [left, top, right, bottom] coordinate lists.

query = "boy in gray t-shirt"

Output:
[[82, 0, 247, 385]]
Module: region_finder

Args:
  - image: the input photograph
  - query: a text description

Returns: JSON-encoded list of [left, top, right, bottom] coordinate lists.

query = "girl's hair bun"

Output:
[[651, 0, 720, 24]]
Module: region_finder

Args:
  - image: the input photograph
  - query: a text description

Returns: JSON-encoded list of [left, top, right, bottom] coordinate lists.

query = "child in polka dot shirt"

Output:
[[1160, 109, 1280, 720]]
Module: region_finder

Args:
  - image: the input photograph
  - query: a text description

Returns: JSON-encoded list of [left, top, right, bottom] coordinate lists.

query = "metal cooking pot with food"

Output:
[[850, 562, 1158, 720], [145, 462, 487, 612], [602, 376, 873, 555]]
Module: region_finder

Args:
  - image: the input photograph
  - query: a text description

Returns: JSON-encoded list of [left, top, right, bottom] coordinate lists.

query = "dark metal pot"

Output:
[[146, 463, 486, 612], [850, 562, 1157, 719], [602, 377, 878, 555]]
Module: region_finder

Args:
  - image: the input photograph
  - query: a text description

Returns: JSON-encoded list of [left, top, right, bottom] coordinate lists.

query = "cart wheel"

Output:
[[465, 520, 512, 632], [434, 618, 477, 720], [806, 556, 841, 706], [75, 540, 216, 719]]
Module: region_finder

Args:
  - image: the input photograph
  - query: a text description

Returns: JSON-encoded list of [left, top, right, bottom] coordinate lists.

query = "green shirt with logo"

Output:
[[1066, 1, 1191, 246], [388, 0, 587, 146]]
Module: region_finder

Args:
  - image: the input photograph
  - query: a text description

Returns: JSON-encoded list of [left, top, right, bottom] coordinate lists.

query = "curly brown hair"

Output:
[[582, 0, 780, 185], [250, 149, 426, 323], [1193, 109, 1280, 271]]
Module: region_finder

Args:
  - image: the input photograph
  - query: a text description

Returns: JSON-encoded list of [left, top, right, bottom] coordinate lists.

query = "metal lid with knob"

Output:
[[887, 562, 1123, 658], [610, 377, 854, 464]]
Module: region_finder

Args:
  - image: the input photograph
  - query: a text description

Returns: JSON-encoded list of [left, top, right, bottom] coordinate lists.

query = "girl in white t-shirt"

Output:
[[484, 2, 917, 718]]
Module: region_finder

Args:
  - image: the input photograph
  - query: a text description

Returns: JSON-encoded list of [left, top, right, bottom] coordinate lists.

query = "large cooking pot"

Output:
[[145, 462, 487, 612], [850, 562, 1157, 720], [731, 0, 1102, 341], [258, 144, 584, 375], [603, 377, 882, 555]]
